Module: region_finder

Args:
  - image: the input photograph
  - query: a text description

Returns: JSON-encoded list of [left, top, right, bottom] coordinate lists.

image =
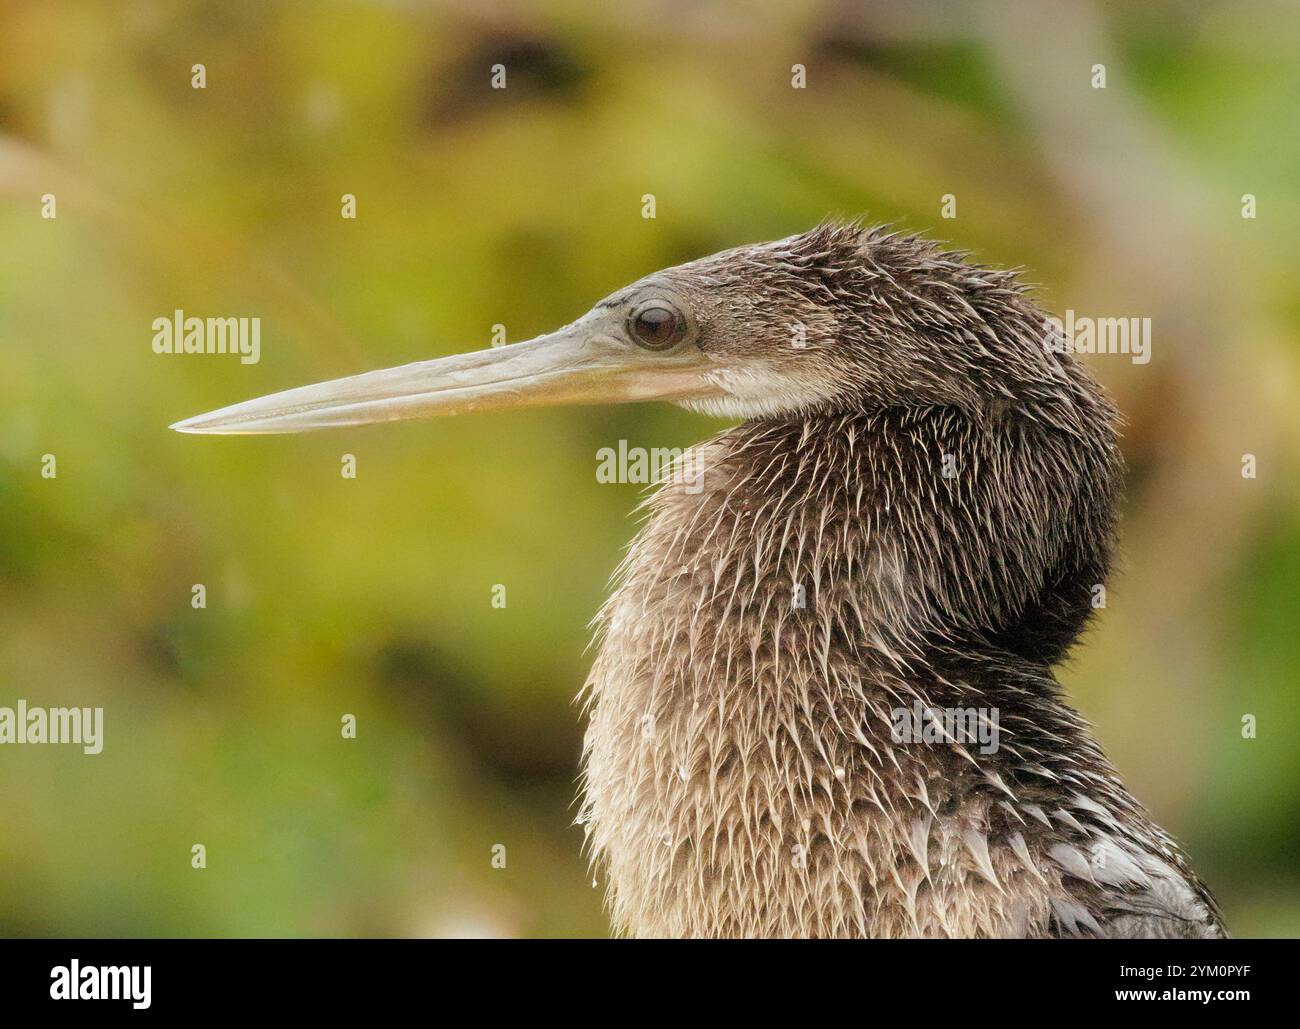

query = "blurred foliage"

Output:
[[1, 0, 1297, 937]]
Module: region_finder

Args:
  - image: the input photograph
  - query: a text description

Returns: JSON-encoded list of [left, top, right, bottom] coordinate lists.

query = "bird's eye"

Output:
[[627, 302, 687, 351]]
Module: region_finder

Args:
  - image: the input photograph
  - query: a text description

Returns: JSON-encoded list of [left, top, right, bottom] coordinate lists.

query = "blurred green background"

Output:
[[1, 0, 1297, 937]]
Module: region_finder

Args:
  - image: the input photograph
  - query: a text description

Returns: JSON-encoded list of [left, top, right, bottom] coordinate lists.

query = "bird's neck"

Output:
[[581, 404, 1120, 935], [627, 404, 1117, 671]]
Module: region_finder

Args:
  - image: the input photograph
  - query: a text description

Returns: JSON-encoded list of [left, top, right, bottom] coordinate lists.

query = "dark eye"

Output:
[[628, 302, 686, 350]]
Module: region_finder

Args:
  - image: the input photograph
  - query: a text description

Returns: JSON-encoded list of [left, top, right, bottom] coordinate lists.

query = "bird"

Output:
[[173, 221, 1226, 939]]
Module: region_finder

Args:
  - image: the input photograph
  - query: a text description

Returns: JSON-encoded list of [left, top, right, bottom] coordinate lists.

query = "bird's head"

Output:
[[171, 222, 1077, 435]]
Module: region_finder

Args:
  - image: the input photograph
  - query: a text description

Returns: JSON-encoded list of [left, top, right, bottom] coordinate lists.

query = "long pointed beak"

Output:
[[170, 327, 712, 435]]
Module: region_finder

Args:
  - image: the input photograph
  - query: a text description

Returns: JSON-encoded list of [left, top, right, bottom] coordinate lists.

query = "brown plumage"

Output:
[[175, 221, 1225, 938], [578, 224, 1223, 937]]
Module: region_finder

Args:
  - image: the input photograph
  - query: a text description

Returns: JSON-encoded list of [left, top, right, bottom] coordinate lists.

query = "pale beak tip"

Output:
[[170, 412, 227, 434]]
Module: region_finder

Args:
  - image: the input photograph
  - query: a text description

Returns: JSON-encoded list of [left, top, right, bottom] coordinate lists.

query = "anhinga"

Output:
[[174, 223, 1225, 938]]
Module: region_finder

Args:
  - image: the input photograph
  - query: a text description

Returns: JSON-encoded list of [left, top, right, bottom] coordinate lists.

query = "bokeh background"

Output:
[[1, 0, 1297, 937]]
